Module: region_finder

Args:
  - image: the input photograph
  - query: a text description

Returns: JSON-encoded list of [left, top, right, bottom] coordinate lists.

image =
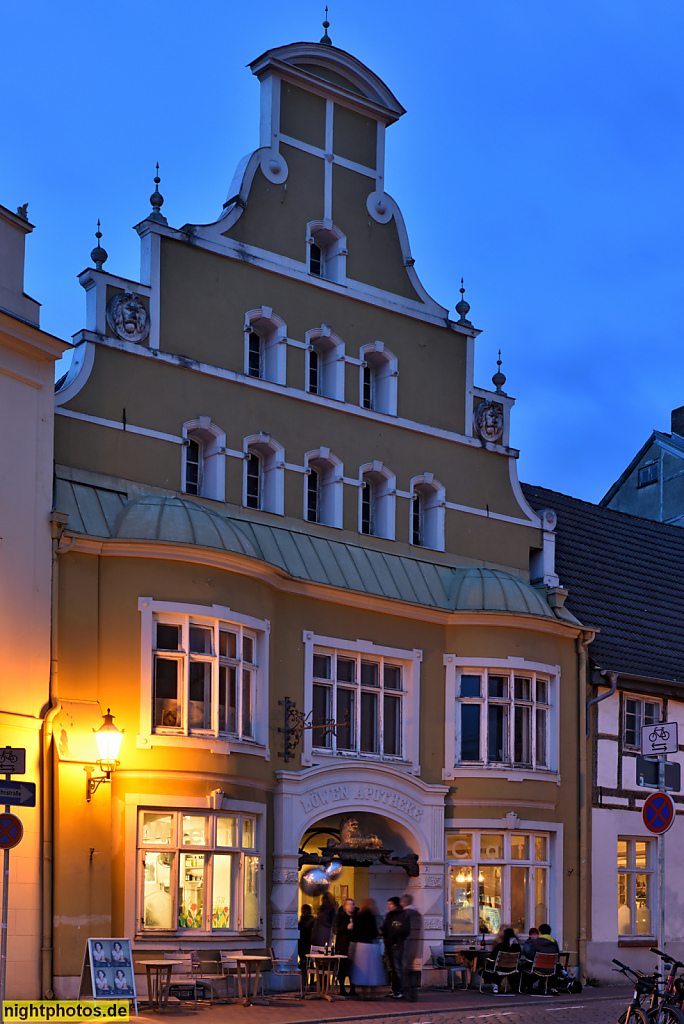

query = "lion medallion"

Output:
[[106, 292, 150, 343]]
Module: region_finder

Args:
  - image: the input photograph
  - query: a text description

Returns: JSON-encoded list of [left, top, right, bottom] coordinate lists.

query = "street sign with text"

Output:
[[0, 747, 25, 774], [642, 722, 679, 757], [637, 756, 681, 792], [0, 781, 35, 807]]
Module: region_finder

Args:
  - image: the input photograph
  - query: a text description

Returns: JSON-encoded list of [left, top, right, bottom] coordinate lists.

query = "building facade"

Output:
[[48, 39, 589, 994]]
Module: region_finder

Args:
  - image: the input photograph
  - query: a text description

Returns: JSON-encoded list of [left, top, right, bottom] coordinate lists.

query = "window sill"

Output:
[[304, 749, 419, 773], [618, 937, 656, 947], [443, 766, 560, 784], [137, 733, 269, 758]]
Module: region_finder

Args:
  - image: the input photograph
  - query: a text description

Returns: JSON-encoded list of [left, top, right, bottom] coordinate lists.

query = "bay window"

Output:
[[139, 809, 261, 934]]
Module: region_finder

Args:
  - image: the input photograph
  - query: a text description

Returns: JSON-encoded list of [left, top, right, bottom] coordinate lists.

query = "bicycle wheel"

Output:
[[654, 1008, 684, 1024], [618, 1010, 648, 1024]]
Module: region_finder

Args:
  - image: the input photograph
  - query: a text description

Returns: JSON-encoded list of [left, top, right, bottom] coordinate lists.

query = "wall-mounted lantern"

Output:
[[85, 708, 123, 801]]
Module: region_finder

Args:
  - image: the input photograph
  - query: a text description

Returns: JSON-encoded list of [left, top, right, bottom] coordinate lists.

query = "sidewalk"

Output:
[[135, 984, 632, 1024]]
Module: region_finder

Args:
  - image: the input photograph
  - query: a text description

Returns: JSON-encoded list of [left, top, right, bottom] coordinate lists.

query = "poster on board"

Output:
[[79, 938, 138, 1014]]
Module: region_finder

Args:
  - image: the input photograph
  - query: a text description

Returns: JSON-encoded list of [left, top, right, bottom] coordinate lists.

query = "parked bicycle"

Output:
[[613, 958, 659, 1024], [614, 949, 684, 1024]]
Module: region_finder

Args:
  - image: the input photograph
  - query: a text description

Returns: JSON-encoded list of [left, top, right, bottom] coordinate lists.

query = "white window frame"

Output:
[[305, 326, 345, 400], [138, 598, 270, 757], [242, 433, 285, 514], [446, 825, 557, 939], [359, 342, 398, 415], [409, 473, 446, 551], [301, 630, 421, 773], [303, 448, 343, 528], [181, 417, 226, 501], [623, 696, 661, 751], [443, 656, 560, 782], [617, 836, 656, 939], [243, 307, 287, 384], [306, 220, 347, 284], [358, 461, 396, 540]]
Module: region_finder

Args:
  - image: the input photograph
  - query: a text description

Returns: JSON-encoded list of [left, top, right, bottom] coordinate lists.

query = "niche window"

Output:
[[305, 449, 343, 528], [243, 308, 287, 384], [243, 434, 285, 515], [182, 419, 225, 501], [410, 475, 445, 551], [305, 328, 345, 400], [306, 221, 347, 284], [359, 463, 395, 540], [359, 343, 398, 415]]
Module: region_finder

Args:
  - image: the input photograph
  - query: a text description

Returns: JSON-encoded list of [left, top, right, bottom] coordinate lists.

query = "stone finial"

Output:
[[455, 278, 471, 326], [320, 5, 332, 44], [149, 163, 168, 224], [492, 349, 506, 394], [91, 220, 108, 271]]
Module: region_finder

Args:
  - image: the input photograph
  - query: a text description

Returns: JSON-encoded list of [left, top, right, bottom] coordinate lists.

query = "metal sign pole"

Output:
[[1, 772, 11, 1021], [658, 755, 666, 981]]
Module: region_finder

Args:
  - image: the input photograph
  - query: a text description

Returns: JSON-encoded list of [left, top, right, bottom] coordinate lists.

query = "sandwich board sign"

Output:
[[79, 937, 138, 1013]]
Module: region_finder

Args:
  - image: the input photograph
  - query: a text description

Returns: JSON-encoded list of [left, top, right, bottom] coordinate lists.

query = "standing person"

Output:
[[312, 891, 337, 948], [334, 897, 357, 996], [382, 896, 410, 999], [400, 893, 422, 1002], [298, 904, 315, 971], [350, 898, 385, 1000]]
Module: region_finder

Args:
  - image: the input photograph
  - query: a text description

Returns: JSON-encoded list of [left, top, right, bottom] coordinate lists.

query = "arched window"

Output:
[[305, 327, 345, 401], [306, 220, 347, 284], [243, 307, 287, 384], [243, 433, 284, 514], [181, 418, 226, 501], [359, 342, 398, 415], [358, 462, 396, 540], [304, 448, 343, 528], [410, 474, 446, 551]]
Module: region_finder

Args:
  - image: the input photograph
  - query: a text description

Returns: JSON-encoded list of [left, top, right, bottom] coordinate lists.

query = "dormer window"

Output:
[[359, 343, 398, 415], [306, 221, 347, 284]]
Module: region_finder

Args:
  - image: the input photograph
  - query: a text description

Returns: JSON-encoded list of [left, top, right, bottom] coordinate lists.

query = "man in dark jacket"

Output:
[[334, 898, 357, 996], [400, 893, 423, 1001], [382, 897, 410, 998]]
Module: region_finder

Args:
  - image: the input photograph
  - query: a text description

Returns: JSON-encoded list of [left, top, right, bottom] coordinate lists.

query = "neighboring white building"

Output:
[[524, 483, 684, 981], [0, 202, 69, 997]]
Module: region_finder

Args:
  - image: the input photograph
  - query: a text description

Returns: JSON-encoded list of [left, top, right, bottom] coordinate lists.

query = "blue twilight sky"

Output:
[[2, 0, 683, 503]]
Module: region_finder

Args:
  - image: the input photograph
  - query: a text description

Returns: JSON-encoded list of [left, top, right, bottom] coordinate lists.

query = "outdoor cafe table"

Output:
[[305, 953, 343, 1001], [231, 955, 271, 1006], [137, 959, 184, 1012]]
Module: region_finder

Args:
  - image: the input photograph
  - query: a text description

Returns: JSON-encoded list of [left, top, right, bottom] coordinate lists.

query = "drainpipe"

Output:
[[41, 512, 69, 999], [586, 668, 617, 739], [576, 631, 594, 984]]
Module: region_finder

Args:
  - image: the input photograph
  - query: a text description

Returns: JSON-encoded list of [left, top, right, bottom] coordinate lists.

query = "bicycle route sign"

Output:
[[642, 791, 676, 835], [0, 813, 23, 850], [642, 722, 679, 756], [0, 747, 25, 774]]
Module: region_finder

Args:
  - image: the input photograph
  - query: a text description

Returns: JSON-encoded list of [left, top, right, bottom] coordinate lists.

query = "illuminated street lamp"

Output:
[[85, 708, 123, 801]]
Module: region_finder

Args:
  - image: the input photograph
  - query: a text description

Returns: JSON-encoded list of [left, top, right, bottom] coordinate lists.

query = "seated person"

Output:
[[536, 923, 560, 956], [520, 923, 560, 993], [484, 927, 521, 992], [522, 927, 539, 962]]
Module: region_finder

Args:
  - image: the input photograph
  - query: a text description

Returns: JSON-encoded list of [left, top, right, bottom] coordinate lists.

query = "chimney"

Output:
[[671, 406, 684, 438]]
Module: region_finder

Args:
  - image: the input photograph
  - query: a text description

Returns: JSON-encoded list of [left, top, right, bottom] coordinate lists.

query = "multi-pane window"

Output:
[[456, 670, 551, 769], [185, 438, 201, 496], [248, 332, 262, 378], [618, 838, 654, 936], [153, 615, 257, 739], [139, 810, 260, 934], [311, 649, 405, 759], [309, 243, 322, 277], [308, 348, 320, 394], [447, 830, 550, 936], [362, 365, 374, 409], [306, 468, 320, 523], [637, 462, 658, 488], [411, 494, 423, 546], [360, 480, 374, 535], [245, 452, 261, 509], [624, 698, 660, 750]]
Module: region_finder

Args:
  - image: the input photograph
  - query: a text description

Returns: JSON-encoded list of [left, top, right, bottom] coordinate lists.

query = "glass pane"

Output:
[[383, 694, 401, 756], [460, 674, 481, 698], [535, 867, 548, 927], [511, 834, 529, 860], [141, 812, 174, 845], [243, 856, 260, 929], [447, 833, 472, 859], [212, 854, 232, 929], [488, 704, 507, 762], [156, 623, 180, 651], [154, 657, 180, 729], [189, 625, 213, 654], [143, 851, 174, 929], [636, 874, 651, 935], [514, 705, 531, 764], [644, 702, 660, 727], [618, 873, 632, 935], [514, 677, 531, 701], [617, 840, 628, 869], [635, 842, 648, 870], [460, 704, 480, 761], [242, 669, 253, 737], [478, 866, 502, 935], [243, 635, 254, 664], [312, 685, 331, 748], [488, 675, 507, 699], [536, 679, 548, 704], [361, 661, 379, 687], [216, 817, 238, 847], [179, 853, 204, 929], [625, 700, 640, 747], [384, 665, 402, 690], [219, 665, 237, 733], [450, 865, 474, 934], [189, 661, 212, 730], [337, 658, 355, 683], [336, 688, 354, 750], [510, 866, 528, 933], [360, 691, 378, 752], [313, 654, 331, 679], [535, 836, 548, 862], [536, 709, 548, 767], [219, 631, 237, 659], [182, 815, 209, 846], [242, 819, 255, 848], [480, 835, 503, 860]]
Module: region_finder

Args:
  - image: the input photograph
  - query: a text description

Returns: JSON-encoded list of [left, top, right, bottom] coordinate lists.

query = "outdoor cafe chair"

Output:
[[164, 951, 201, 1009], [480, 950, 520, 993], [269, 947, 303, 998], [527, 951, 558, 995]]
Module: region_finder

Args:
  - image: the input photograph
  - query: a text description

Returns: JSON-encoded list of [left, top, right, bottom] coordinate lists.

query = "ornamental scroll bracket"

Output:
[[277, 696, 349, 762]]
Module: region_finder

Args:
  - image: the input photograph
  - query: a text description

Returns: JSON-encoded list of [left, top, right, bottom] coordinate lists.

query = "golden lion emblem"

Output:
[[339, 816, 382, 849]]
